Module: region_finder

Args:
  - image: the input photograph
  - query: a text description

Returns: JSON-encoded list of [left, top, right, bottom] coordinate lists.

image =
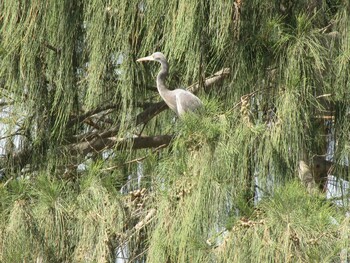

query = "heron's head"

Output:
[[136, 52, 166, 63]]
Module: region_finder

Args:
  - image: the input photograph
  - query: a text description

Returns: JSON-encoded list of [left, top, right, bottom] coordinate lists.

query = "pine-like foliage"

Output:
[[0, 0, 350, 262]]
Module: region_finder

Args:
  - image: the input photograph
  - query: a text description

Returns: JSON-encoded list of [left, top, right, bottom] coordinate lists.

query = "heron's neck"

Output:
[[156, 60, 170, 95]]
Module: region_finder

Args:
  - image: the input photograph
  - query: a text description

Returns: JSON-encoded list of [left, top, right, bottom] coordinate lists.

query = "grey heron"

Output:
[[136, 52, 202, 117]]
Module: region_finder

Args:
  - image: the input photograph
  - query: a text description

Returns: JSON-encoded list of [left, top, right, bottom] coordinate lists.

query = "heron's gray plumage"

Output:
[[136, 52, 202, 117]]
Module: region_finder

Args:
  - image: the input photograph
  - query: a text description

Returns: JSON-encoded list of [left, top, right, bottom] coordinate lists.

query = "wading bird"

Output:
[[136, 52, 202, 117]]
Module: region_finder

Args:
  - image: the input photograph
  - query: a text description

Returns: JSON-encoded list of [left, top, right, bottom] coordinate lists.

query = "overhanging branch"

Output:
[[2, 68, 230, 172], [70, 68, 231, 146]]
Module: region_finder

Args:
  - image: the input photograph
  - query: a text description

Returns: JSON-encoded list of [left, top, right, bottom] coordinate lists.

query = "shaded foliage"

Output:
[[0, 0, 350, 262]]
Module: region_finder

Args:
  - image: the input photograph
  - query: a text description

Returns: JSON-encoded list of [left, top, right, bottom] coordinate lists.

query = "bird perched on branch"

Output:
[[136, 52, 202, 117]]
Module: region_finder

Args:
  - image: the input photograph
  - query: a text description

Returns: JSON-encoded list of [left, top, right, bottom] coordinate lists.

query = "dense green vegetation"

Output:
[[0, 0, 349, 262]]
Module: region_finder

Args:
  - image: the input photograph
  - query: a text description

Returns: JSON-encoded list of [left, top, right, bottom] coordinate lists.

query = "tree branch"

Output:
[[2, 68, 230, 173], [70, 67, 231, 144], [68, 134, 173, 155], [43, 41, 61, 54], [66, 103, 121, 127], [188, 68, 230, 93]]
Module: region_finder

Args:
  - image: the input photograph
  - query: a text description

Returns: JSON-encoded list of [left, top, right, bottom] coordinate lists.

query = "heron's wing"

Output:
[[175, 89, 203, 116]]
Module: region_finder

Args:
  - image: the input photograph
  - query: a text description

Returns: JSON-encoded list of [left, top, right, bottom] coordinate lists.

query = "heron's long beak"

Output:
[[136, 55, 154, 62]]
